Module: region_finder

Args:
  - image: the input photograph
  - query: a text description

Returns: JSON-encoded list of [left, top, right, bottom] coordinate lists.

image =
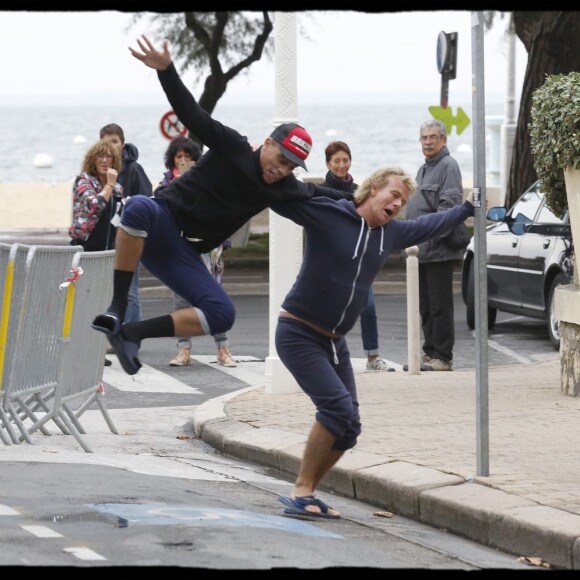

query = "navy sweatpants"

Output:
[[120, 195, 235, 336], [275, 316, 361, 451]]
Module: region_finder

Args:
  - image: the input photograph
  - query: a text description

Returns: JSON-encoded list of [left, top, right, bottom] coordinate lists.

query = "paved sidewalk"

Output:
[[192, 356, 580, 570]]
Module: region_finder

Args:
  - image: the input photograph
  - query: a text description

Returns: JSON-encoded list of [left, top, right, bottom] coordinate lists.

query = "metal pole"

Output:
[[265, 12, 303, 394], [471, 11, 490, 476]]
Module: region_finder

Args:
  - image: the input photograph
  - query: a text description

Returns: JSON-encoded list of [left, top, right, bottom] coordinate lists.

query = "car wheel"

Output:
[[547, 273, 567, 351], [466, 260, 496, 330]]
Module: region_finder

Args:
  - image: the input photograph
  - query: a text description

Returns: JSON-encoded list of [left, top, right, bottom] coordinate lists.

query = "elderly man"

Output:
[[405, 119, 465, 372]]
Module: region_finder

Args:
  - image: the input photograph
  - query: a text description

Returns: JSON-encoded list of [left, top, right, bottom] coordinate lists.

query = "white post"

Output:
[[265, 12, 303, 394], [485, 115, 502, 187], [500, 13, 517, 207], [405, 246, 420, 374]]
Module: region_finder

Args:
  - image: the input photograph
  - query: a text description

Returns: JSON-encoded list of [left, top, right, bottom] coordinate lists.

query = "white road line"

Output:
[[21, 525, 63, 538], [0, 504, 20, 516], [487, 338, 531, 364], [63, 547, 107, 561], [103, 356, 201, 393]]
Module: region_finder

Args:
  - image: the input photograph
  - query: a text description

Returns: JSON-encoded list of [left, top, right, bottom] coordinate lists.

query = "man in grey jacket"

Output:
[[405, 119, 464, 371]]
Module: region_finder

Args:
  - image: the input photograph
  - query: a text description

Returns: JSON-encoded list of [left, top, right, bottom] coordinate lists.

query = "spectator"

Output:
[[68, 138, 124, 366], [405, 119, 465, 372], [100, 122, 153, 324]]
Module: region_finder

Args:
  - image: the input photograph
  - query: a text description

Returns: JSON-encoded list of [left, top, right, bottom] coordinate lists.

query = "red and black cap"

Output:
[[270, 123, 312, 171]]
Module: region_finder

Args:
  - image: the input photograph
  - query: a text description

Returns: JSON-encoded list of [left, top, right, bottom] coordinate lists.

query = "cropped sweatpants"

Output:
[[275, 316, 361, 451], [120, 195, 235, 336]]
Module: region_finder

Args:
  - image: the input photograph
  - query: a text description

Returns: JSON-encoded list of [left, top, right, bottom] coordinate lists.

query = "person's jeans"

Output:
[[124, 263, 142, 324], [360, 287, 379, 356]]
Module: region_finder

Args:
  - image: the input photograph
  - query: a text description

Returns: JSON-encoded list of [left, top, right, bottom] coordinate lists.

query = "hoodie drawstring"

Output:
[[352, 217, 365, 259], [330, 339, 338, 365], [379, 227, 384, 255]]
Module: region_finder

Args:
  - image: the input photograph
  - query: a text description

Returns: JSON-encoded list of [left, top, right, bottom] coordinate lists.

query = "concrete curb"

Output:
[[192, 386, 580, 570]]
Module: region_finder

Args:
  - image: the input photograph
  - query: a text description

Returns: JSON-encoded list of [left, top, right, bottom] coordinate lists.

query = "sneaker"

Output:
[[420, 353, 432, 364], [423, 358, 453, 371], [217, 347, 237, 368], [366, 357, 395, 372], [170, 347, 191, 367]]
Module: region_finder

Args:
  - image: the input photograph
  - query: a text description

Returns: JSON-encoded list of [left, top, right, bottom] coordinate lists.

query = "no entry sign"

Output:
[[160, 111, 187, 140]]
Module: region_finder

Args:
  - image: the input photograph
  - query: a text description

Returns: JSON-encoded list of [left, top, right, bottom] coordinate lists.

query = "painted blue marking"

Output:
[[88, 503, 343, 539]]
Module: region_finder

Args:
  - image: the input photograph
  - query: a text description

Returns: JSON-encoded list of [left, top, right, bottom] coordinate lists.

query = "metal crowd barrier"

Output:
[[0, 244, 118, 452], [53, 249, 118, 452]]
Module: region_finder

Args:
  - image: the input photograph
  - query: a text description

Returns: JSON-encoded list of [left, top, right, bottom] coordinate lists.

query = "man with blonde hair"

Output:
[[271, 167, 475, 519]]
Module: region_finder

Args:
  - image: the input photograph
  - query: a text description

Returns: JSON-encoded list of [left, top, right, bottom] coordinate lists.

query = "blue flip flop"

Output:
[[92, 312, 141, 375], [278, 495, 341, 519], [106, 332, 142, 376]]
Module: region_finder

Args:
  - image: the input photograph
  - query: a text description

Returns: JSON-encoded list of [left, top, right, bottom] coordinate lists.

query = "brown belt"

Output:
[[278, 311, 341, 339]]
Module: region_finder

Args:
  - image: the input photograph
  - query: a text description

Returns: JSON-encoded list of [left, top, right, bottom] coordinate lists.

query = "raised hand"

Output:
[[129, 34, 172, 71]]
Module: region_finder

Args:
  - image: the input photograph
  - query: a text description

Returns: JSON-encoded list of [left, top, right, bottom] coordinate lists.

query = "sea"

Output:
[[0, 101, 505, 186]]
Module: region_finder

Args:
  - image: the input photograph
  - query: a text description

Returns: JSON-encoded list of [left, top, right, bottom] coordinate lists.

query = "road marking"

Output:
[[190, 355, 398, 386], [103, 356, 201, 393], [0, 504, 20, 516], [89, 503, 342, 539], [63, 547, 107, 561], [487, 338, 530, 364], [21, 525, 63, 538]]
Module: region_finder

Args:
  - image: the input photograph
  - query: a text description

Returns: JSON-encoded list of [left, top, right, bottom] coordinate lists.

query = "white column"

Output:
[[405, 246, 420, 375], [500, 13, 517, 206], [265, 12, 303, 394]]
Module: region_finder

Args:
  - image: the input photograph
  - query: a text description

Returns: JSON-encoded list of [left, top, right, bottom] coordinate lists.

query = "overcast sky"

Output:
[[0, 9, 527, 107]]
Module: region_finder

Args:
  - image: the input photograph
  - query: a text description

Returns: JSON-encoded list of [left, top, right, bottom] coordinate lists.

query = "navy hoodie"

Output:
[[272, 196, 473, 336]]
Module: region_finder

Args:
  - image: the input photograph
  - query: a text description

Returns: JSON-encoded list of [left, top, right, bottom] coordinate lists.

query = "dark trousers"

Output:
[[418, 260, 456, 362], [275, 317, 361, 451]]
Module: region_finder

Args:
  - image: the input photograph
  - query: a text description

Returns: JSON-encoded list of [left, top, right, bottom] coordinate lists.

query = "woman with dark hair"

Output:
[[320, 141, 392, 372], [155, 136, 237, 369]]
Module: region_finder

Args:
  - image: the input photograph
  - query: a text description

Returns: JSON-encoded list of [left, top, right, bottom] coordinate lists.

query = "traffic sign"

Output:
[[160, 111, 187, 141], [429, 105, 471, 135]]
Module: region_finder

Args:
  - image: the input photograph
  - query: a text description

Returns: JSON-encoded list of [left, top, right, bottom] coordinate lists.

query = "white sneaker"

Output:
[[169, 347, 191, 367], [366, 357, 395, 372], [217, 347, 237, 368], [420, 353, 432, 364]]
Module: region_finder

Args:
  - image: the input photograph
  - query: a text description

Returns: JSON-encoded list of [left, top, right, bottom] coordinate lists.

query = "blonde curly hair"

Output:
[[81, 139, 122, 176]]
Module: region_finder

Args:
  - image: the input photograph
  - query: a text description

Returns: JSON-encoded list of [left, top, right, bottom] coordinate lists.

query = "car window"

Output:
[[509, 188, 543, 223], [536, 200, 565, 224]]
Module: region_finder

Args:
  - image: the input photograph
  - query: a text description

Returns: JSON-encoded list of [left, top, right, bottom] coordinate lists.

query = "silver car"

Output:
[[461, 181, 574, 350]]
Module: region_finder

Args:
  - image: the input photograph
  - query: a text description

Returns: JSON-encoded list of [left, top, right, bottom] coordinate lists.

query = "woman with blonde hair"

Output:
[[68, 139, 123, 252]]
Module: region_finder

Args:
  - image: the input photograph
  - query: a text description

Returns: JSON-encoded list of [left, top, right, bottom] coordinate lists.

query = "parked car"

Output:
[[461, 180, 574, 350]]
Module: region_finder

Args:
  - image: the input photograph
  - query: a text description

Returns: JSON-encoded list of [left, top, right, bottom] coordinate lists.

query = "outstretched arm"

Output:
[[129, 34, 172, 71]]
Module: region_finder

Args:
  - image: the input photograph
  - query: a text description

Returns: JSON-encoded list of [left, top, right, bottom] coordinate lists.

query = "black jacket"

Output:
[[118, 143, 153, 198], [320, 170, 357, 196], [156, 63, 349, 254]]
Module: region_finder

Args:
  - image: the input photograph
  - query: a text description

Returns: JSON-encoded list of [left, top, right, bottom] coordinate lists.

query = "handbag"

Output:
[[422, 190, 470, 250]]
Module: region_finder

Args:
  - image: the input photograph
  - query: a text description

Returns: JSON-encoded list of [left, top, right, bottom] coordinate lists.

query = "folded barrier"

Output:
[[0, 244, 118, 452]]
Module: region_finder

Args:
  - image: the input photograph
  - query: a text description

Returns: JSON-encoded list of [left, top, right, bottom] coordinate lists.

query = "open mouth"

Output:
[[385, 209, 393, 217]]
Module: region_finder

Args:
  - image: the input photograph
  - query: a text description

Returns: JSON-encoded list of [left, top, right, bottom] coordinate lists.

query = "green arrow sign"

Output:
[[428, 106, 471, 135]]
